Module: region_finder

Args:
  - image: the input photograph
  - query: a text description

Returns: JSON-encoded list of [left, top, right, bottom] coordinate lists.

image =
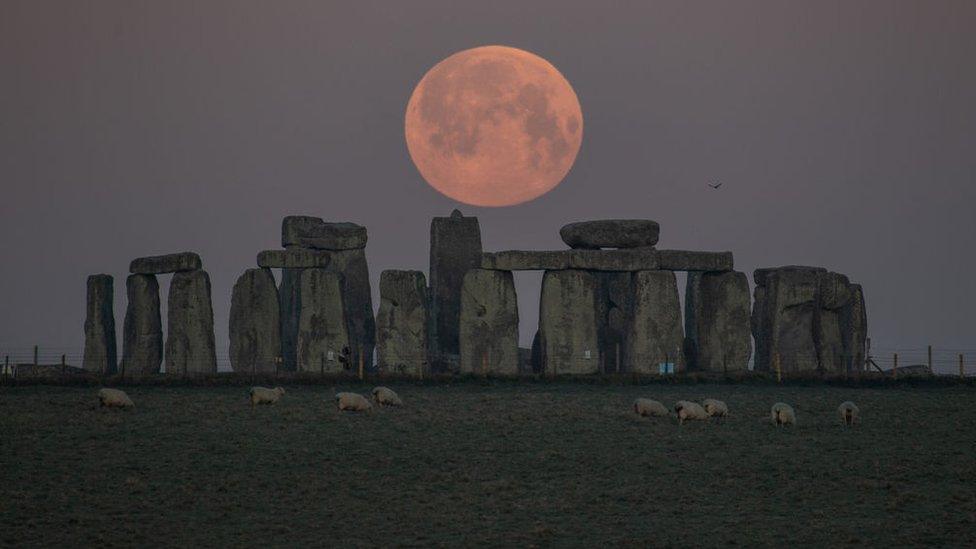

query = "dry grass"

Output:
[[2, 382, 975, 546]]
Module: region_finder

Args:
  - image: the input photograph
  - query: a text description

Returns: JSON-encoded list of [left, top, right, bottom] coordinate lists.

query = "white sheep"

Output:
[[838, 401, 859, 426], [250, 386, 285, 406], [633, 398, 669, 417], [770, 402, 796, 426], [97, 388, 134, 409], [371, 386, 403, 407], [336, 391, 373, 413], [702, 398, 729, 418], [673, 400, 708, 424]]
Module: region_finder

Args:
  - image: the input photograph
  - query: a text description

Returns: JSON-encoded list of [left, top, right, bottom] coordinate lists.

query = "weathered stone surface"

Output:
[[257, 249, 332, 269], [530, 330, 543, 374], [752, 266, 864, 374], [429, 210, 483, 369], [481, 249, 732, 272], [129, 252, 202, 274], [684, 271, 752, 372], [376, 270, 429, 375], [281, 216, 367, 250], [459, 269, 519, 375], [841, 284, 867, 373], [296, 269, 350, 373], [539, 270, 600, 375], [83, 274, 117, 374], [121, 274, 162, 377], [165, 270, 217, 376], [560, 219, 660, 249], [229, 268, 281, 373], [278, 268, 302, 371], [625, 271, 684, 373], [595, 272, 632, 373]]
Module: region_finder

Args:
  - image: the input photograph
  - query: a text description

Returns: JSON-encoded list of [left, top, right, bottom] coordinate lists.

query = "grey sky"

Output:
[[2, 1, 974, 368]]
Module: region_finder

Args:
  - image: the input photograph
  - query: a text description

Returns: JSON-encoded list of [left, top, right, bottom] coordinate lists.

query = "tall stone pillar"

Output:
[[229, 268, 281, 373], [166, 270, 217, 376], [429, 209, 482, 371], [122, 274, 162, 377], [296, 268, 350, 373], [376, 270, 429, 375], [459, 269, 519, 375], [539, 269, 600, 375], [684, 271, 752, 372], [625, 270, 684, 373], [83, 274, 117, 374]]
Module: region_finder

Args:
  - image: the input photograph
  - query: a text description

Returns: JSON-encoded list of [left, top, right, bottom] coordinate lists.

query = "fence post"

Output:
[[960, 354, 965, 379], [928, 345, 933, 373], [893, 353, 898, 379], [358, 346, 364, 382], [774, 352, 782, 383]]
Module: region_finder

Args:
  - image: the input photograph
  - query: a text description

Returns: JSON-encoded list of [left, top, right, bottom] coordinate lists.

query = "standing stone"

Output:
[[122, 274, 162, 377], [429, 209, 483, 371], [326, 248, 375, 370], [376, 270, 429, 375], [595, 272, 632, 373], [539, 270, 600, 375], [165, 270, 217, 376], [684, 271, 752, 372], [752, 267, 822, 373], [296, 269, 350, 373], [278, 268, 302, 371], [459, 269, 519, 375], [815, 272, 852, 373], [530, 330, 543, 374], [625, 271, 684, 373], [841, 284, 867, 373], [229, 268, 281, 373], [83, 274, 117, 374]]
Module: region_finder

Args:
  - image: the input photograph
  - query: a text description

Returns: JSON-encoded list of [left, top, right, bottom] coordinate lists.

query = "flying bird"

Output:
[[708, 182, 723, 189]]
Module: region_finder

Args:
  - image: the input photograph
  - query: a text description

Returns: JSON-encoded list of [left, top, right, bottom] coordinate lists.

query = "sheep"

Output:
[[97, 388, 134, 409], [249, 386, 285, 406], [673, 400, 708, 424], [633, 398, 669, 418], [702, 398, 729, 418], [371, 386, 403, 407], [336, 391, 373, 413], [770, 402, 796, 426], [838, 401, 859, 426]]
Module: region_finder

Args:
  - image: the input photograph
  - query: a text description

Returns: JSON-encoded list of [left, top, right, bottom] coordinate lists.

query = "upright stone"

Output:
[[684, 271, 752, 372], [815, 272, 853, 373], [376, 270, 429, 375], [841, 284, 868, 373], [539, 270, 600, 375], [296, 269, 350, 373], [165, 270, 217, 376], [122, 274, 162, 377], [83, 274, 117, 374], [752, 267, 822, 373], [625, 271, 684, 373], [229, 268, 281, 373], [459, 269, 519, 375], [278, 268, 302, 371], [429, 209, 483, 370], [326, 248, 375, 371]]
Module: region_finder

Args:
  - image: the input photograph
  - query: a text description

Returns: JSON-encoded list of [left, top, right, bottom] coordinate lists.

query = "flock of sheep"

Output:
[[635, 396, 860, 427], [95, 387, 861, 426]]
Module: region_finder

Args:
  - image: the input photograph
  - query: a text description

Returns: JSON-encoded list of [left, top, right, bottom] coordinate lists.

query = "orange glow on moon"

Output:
[[405, 45, 583, 207]]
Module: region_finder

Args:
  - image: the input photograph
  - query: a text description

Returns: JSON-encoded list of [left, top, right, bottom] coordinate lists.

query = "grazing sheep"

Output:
[[97, 388, 134, 409], [770, 402, 796, 426], [371, 386, 403, 407], [702, 399, 729, 418], [633, 398, 669, 418], [336, 392, 373, 413], [673, 400, 708, 424], [838, 401, 859, 426], [250, 386, 285, 406]]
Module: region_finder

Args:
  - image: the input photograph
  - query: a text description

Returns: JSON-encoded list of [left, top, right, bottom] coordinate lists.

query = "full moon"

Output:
[[405, 45, 583, 207]]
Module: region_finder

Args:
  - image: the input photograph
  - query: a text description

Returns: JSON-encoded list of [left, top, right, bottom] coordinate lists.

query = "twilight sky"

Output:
[[2, 1, 974, 369]]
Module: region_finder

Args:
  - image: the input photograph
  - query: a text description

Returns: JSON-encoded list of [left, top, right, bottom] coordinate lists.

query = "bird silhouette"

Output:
[[708, 182, 723, 189]]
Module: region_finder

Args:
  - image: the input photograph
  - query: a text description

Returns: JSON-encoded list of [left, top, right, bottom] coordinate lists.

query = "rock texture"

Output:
[[121, 274, 162, 377], [376, 270, 429, 375], [684, 271, 752, 372], [130, 252, 202, 274], [278, 268, 302, 371], [625, 271, 684, 373], [229, 268, 281, 373], [296, 269, 350, 373], [83, 274, 117, 374], [165, 270, 217, 376], [281, 216, 367, 250], [752, 266, 866, 374], [258, 249, 332, 269], [539, 270, 600, 375], [429, 209, 483, 370], [459, 269, 519, 375], [481, 249, 732, 272], [560, 219, 660, 249], [595, 272, 632, 373]]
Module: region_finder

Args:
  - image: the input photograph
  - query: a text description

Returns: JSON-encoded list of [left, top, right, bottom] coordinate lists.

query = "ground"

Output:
[[2, 382, 975, 547]]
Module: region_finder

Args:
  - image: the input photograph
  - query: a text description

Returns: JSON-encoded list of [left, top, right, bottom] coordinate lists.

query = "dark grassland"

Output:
[[2, 382, 975, 547]]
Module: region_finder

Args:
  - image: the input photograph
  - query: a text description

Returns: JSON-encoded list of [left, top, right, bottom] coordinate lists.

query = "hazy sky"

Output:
[[2, 1, 974, 369]]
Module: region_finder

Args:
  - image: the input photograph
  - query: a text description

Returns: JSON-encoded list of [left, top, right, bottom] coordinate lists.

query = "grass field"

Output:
[[2, 381, 975, 547]]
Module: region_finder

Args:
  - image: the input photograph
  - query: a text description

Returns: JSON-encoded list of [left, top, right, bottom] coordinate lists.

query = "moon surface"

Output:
[[405, 45, 583, 207]]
